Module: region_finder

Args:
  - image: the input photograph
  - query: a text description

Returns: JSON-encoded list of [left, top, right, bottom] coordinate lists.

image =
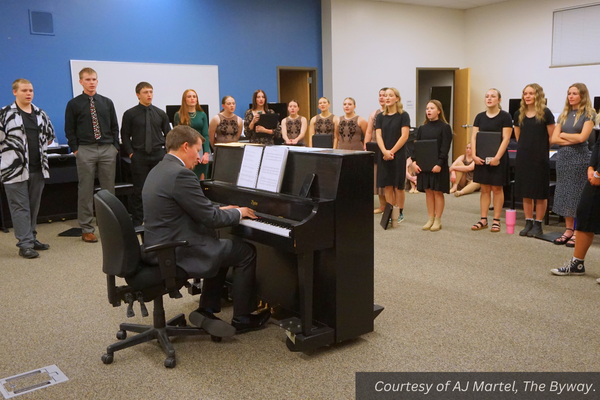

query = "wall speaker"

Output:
[[29, 10, 54, 36]]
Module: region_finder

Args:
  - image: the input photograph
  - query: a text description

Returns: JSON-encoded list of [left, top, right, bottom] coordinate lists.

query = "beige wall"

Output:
[[323, 0, 600, 125], [465, 0, 600, 120], [323, 0, 465, 124]]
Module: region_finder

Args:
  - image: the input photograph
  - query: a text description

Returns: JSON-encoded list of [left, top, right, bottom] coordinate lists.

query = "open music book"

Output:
[[237, 146, 289, 192]]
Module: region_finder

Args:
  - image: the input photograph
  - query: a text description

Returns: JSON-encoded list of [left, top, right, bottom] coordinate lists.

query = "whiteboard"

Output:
[[69, 60, 219, 129]]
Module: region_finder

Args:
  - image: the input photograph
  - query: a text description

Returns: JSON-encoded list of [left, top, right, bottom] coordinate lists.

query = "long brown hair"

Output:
[[251, 90, 270, 112], [177, 89, 204, 126], [557, 83, 595, 126], [517, 83, 546, 126], [422, 100, 448, 125]]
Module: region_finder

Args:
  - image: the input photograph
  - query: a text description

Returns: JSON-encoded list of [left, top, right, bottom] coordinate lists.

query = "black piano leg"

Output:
[[297, 252, 314, 337]]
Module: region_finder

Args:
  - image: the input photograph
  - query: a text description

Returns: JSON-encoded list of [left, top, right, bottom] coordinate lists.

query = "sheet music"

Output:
[[237, 146, 264, 188], [256, 146, 289, 192]]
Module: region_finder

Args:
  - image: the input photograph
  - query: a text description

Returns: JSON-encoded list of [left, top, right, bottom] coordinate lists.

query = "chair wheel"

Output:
[[116, 330, 127, 340], [164, 357, 176, 368], [286, 337, 301, 352], [101, 353, 114, 364], [211, 335, 222, 343]]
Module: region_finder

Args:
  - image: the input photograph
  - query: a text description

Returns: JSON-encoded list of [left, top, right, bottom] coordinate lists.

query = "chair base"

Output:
[[101, 313, 211, 368]]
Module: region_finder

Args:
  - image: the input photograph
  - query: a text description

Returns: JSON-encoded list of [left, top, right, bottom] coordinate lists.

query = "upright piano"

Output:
[[201, 144, 383, 352]]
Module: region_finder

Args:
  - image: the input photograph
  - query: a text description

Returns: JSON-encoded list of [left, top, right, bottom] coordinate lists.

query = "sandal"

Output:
[[566, 234, 576, 248], [471, 217, 488, 230], [553, 228, 574, 245], [491, 218, 501, 233]]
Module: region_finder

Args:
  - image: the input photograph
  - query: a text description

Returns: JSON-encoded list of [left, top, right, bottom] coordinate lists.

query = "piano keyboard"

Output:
[[239, 218, 291, 237]]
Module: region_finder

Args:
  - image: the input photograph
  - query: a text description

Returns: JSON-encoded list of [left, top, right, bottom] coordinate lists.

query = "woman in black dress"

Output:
[[470, 88, 513, 232], [551, 132, 600, 277], [550, 83, 596, 247], [243, 89, 281, 145], [366, 88, 388, 214], [375, 87, 410, 226], [412, 100, 452, 231], [513, 83, 555, 237]]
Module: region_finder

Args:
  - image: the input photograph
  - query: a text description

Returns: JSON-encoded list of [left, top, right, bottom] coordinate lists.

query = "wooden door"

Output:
[[279, 70, 311, 121], [453, 68, 470, 160]]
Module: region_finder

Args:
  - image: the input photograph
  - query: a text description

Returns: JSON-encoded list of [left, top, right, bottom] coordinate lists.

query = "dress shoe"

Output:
[[81, 232, 98, 243], [189, 308, 236, 337], [19, 248, 39, 259], [231, 309, 271, 334], [33, 240, 50, 250]]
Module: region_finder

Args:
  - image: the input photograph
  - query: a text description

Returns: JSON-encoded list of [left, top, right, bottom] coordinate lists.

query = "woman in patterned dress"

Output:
[[308, 97, 338, 147], [243, 89, 281, 145], [174, 89, 210, 179], [550, 83, 597, 247], [335, 97, 368, 150], [365, 88, 388, 213], [209, 95, 243, 147], [281, 100, 307, 145]]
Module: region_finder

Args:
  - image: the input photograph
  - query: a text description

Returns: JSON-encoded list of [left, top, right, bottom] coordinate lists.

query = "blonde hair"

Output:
[[12, 79, 31, 91], [422, 100, 448, 125], [557, 83, 595, 126], [517, 83, 546, 126], [78, 67, 97, 79], [383, 88, 404, 115], [486, 88, 502, 110], [343, 97, 356, 105]]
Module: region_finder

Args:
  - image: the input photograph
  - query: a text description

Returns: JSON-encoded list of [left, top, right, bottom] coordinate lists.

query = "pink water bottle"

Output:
[[505, 209, 516, 234]]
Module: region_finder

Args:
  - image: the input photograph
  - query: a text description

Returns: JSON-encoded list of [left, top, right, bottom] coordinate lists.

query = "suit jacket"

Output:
[[142, 154, 240, 278]]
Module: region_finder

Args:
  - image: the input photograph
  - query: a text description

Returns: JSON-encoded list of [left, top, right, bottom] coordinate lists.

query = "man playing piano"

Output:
[[142, 125, 271, 336]]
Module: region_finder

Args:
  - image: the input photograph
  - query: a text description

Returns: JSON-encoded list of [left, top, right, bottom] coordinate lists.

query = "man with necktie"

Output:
[[65, 67, 119, 243], [121, 82, 171, 227]]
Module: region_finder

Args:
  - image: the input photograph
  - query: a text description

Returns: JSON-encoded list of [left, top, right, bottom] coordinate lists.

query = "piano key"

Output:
[[239, 218, 291, 237]]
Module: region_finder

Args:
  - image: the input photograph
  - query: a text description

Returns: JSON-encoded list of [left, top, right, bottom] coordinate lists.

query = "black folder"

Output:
[[257, 113, 280, 130], [476, 131, 502, 160], [380, 203, 393, 230], [413, 139, 438, 172], [312, 134, 333, 148]]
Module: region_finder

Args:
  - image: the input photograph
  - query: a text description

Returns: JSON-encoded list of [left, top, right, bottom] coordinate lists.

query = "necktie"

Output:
[[89, 96, 101, 140], [145, 107, 152, 154]]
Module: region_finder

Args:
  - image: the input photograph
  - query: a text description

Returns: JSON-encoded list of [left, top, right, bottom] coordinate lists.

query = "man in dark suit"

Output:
[[142, 125, 270, 336]]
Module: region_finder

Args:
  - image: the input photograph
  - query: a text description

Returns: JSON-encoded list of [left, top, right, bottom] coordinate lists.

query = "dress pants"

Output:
[[3, 171, 45, 249], [76, 143, 117, 233], [199, 239, 257, 317], [130, 148, 166, 226]]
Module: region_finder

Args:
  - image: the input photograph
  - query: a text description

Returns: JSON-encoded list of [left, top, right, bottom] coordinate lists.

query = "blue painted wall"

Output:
[[0, 0, 323, 144]]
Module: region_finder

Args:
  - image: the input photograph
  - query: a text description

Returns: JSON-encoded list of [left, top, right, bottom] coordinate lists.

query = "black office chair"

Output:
[[94, 189, 219, 368]]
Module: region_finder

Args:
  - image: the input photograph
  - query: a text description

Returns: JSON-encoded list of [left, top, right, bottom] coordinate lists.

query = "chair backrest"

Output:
[[94, 190, 141, 277]]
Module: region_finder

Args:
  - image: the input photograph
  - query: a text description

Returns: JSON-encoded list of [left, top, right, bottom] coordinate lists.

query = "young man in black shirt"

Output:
[[65, 67, 119, 243], [0, 79, 55, 258], [121, 82, 171, 226]]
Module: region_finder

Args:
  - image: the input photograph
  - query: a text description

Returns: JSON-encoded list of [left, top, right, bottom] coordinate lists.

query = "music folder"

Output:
[[476, 131, 502, 160], [257, 113, 279, 130], [413, 139, 438, 172]]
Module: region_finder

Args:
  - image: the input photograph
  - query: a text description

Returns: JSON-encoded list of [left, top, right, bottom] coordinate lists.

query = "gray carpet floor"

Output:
[[1, 191, 599, 400]]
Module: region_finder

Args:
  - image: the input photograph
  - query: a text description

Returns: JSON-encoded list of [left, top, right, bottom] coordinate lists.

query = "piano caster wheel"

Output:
[[211, 335, 222, 343], [164, 357, 176, 368], [285, 337, 301, 352]]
